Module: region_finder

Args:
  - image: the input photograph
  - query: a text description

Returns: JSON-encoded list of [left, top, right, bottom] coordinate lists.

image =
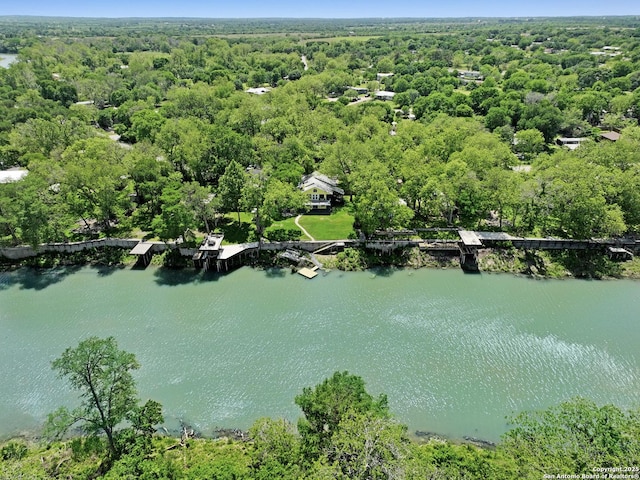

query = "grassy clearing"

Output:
[[302, 35, 380, 44], [216, 213, 254, 244], [297, 207, 355, 240], [214, 207, 355, 243], [268, 217, 305, 236]]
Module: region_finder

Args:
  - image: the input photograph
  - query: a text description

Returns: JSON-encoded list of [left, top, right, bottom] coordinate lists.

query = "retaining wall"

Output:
[[0, 239, 174, 260]]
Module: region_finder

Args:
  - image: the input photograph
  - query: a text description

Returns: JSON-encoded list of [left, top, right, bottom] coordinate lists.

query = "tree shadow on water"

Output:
[[153, 267, 202, 286], [152, 267, 222, 286], [0, 266, 81, 291], [91, 265, 126, 277], [369, 266, 397, 278], [263, 267, 287, 278]]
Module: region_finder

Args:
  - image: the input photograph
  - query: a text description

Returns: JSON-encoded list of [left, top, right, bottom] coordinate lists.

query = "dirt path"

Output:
[[295, 215, 315, 241]]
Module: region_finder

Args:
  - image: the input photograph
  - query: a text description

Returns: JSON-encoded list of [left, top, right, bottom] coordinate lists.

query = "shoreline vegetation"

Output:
[[2, 242, 640, 280], [1, 390, 639, 479]]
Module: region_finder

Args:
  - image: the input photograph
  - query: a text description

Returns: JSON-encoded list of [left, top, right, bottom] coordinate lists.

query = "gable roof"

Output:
[[299, 172, 344, 195]]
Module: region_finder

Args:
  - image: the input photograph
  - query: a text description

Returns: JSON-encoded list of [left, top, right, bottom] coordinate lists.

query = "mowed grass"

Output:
[[218, 213, 304, 242], [302, 35, 380, 44], [216, 206, 355, 243], [297, 206, 355, 240], [269, 216, 306, 238], [217, 213, 254, 244]]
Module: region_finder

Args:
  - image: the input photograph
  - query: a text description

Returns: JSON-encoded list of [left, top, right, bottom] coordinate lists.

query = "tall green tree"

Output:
[[295, 371, 389, 462], [514, 128, 545, 161], [320, 410, 410, 480], [242, 174, 306, 244], [218, 160, 247, 224], [151, 174, 196, 241], [351, 161, 414, 236], [249, 418, 301, 480], [61, 137, 131, 232], [46, 337, 145, 460]]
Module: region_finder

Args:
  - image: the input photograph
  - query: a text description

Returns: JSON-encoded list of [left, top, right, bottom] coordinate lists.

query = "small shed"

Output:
[[129, 242, 155, 267], [458, 231, 482, 272], [607, 246, 633, 261], [458, 230, 483, 247], [557, 137, 587, 150], [600, 131, 621, 142]]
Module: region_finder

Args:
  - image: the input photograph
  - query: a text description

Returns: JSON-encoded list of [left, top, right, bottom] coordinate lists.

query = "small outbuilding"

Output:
[[556, 137, 588, 150], [193, 233, 224, 271], [374, 90, 395, 101], [607, 246, 633, 261], [599, 131, 621, 142], [129, 242, 155, 267]]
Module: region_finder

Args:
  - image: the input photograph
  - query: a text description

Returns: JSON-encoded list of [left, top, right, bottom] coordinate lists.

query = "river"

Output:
[[0, 54, 18, 69], [0, 266, 638, 442]]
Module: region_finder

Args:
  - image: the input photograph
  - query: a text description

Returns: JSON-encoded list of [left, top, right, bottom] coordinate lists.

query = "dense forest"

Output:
[[1, 337, 639, 479], [2, 16, 640, 251]]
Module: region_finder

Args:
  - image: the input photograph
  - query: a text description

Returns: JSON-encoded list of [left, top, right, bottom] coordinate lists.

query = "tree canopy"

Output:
[[46, 337, 162, 462]]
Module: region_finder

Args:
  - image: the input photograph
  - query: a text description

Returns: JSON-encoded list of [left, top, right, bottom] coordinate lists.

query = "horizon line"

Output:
[[1, 14, 639, 20]]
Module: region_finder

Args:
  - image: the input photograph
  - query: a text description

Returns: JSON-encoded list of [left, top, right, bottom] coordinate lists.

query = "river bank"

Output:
[[3, 243, 640, 279], [315, 246, 640, 280], [0, 429, 507, 480]]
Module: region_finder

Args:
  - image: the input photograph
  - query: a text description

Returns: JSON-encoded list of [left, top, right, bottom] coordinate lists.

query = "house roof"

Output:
[[300, 172, 344, 195], [375, 90, 395, 99], [130, 242, 154, 255], [246, 87, 270, 95], [600, 131, 621, 141], [0, 168, 28, 184], [557, 137, 588, 150]]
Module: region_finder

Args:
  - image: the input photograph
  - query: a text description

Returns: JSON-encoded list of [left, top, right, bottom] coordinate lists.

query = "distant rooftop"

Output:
[[246, 87, 270, 95], [600, 131, 621, 142], [0, 168, 28, 183]]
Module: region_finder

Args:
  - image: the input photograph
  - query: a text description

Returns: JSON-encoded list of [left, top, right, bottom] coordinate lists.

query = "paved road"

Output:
[[295, 215, 315, 241]]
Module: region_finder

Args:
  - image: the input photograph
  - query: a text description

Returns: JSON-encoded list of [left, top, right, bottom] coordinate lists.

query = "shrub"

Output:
[[1, 442, 28, 461]]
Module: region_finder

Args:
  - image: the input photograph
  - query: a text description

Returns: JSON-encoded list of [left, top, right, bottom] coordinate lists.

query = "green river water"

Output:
[[0, 265, 638, 442]]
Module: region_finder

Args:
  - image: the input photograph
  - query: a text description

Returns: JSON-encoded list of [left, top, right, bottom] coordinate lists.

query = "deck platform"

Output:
[[458, 230, 483, 247], [298, 267, 319, 279]]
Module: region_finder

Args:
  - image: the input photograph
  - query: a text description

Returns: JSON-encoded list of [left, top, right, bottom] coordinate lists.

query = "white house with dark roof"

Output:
[[299, 172, 344, 214], [374, 90, 395, 101]]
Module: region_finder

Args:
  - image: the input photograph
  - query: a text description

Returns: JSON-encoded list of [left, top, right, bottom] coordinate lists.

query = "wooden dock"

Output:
[[298, 266, 319, 279]]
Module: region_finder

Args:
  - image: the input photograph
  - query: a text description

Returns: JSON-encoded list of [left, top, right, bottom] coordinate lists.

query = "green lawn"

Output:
[[217, 213, 306, 243], [269, 217, 306, 238], [216, 213, 254, 244], [214, 206, 355, 243], [297, 206, 355, 241]]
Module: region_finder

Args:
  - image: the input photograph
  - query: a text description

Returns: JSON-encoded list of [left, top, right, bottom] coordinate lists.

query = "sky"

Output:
[[1, 0, 639, 19]]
